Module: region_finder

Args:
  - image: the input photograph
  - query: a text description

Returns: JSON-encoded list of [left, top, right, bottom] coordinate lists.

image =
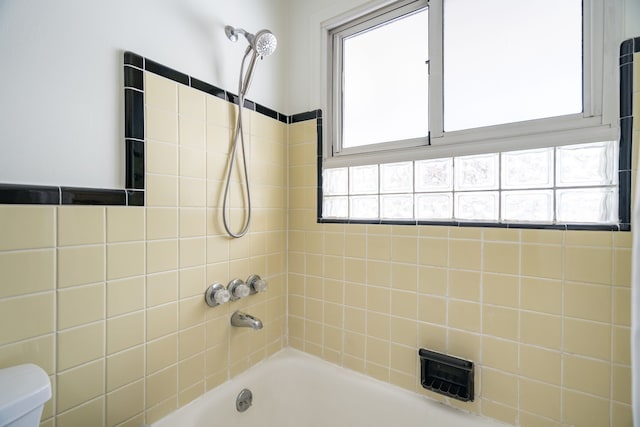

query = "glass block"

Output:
[[415, 158, 453, 192], [454, 191, 499, 221], [454, 153, 499, 191], [323, 196, 348, 218], [556, 188, 617, 223], [350, 196, 379, 219], [380, 194, 414, 219], [501, 190, 553, 222], [349, 165, 379, 195], [556, 141, 616, 187], [380, 162, 413, 193], [416, 193, 453, 220], [502, 148, 553, 189], [323, 168, 348, 195]]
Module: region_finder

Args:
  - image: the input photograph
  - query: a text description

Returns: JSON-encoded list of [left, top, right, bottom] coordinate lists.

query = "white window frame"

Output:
[[321, 0, 623, 169]]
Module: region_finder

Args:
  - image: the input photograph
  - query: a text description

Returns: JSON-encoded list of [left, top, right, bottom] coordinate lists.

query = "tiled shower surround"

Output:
[[0, 48, 637, 427]]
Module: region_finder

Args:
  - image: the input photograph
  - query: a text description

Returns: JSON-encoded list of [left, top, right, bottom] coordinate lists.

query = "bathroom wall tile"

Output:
[[367, 312, 390, 341], [147, 303, 178, 341], [367, 261, 391, 287], [57, 322, 104, 371], [147, 141, 178, 176], [482, 368, 517, 407], [612, 365, 631, 404], [106, 206, 144, 243], [367, 286, 390, 314], [367, 235, 391, 260], [520, 277, 562, 314], [391, 263, 418, 292], [482, 273, 518, 308], [107, 311, 145, 355], [520, 312, 562, 349], [565, 230, 612, 247], [564, 246, 612, 284], [519, 345, 560, 385], [147, 272, 178, 307], [521, 244, 562, 279], [107, 242, 145, 280], [612, 402, 633, 427], [0, 292, 54, 346], [55, 397, 104, 427], [518, 413, 560, 427], [418, 295, 446, 324], [206, 96, 232, 128], [179, 178, 206, 207], [447, 329, 480, 362], [146, 72, 177, 110], [147, 334, 178, 375], [179, 116, 205, 149], [418, 266, 447, 295], [390, 290, 417, 319], [563, 318, 611, 360], [391, 236, 418, 263], [482, 337, 518, 373], [179, 297, 206, 331], [345, 233, 366, 258], [481, 400, 517, 426], [57, 359, 104, 413], [107, 345, 144, 392], [482, 242, 519, 275], [0, 334, 54, 374], [57, 206, 104, 246], [613, 326, 631, 364], [107, 277, 145, 318], [106, 380, 144, 427], [449, 239, 481, 270], [519, 379, 561, 421], [448, 270, 480, 301], [146, 175, 178, 207], [147, 107, 178, 143], [482, 306, 517, 340], [366, 336, 390, 366], [180, 146, 206, 179], [179, 238, 206, 268], [58, 284, 104, 330], [145, 398, 178, 425], [0, 206, 54, 250], [562, 390, 610, 427], [147, 366, 178, 408], [147, 240, 178, 274], [147, 208, 178, 240], [564, 281, 611, 322], [179, 354, 205, 395], [614, 248, 632, 286], [179, 208, 206, 238], [0, 249, 54, 298], [179, 85, 205, 121], [57, 245, 105, 288], [179, 266, 205, 299], [563, 354, 611, 398]]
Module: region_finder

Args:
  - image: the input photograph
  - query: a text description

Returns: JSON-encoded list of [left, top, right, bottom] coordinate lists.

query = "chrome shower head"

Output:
[[225, 25, 277, 58]]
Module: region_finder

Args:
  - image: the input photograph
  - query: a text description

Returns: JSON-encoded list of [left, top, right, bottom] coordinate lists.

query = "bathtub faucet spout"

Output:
[[231, 311, 263, 330]]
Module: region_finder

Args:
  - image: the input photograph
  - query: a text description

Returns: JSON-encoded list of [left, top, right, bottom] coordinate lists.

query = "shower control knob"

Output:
[[228, 279, 250, 300], [247, 274, 268, 294], [205, 283, 231, 307]]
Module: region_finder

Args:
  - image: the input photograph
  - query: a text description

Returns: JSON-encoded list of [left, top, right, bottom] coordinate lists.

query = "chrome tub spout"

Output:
[[231, 310, 263, 330]]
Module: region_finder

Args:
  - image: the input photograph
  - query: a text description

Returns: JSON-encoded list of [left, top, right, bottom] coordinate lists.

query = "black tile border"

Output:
[[0, 50, 294, 206], [316, 39, 637, 232]]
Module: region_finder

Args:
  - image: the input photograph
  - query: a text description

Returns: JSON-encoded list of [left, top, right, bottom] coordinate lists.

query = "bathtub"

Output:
[[149, 348, 506, 427]]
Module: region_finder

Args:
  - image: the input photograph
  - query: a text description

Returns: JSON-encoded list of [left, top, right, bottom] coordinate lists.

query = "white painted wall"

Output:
[[0, 0, 288, 188]]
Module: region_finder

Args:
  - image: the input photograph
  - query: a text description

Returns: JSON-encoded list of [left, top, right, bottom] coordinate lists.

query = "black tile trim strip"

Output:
[[315, 40, 637, 232], [61, 187, 127, 205], [0, 184, 60, 205]]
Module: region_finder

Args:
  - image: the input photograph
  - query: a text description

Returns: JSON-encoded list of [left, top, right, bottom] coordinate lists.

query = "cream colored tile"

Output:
[[147, 303, 178, 341], [391, 236, 417, 263], [447, 329, 480, 362], [147, 240, 178, 274], [417, 323, 447, 353], [391, 290, 417, 319], [57, 322, 104, 371], [147, 208, 178, 240], [0, 249, 54, 298], [106, 206, 144, 243], [613, 365, 631, 404], [483, 227, 520, 242], [107, 242, 145, 280], [449, 270, 480, 301], [107, 311, 144, 355], [179, 237, 206, 268], [146, 174, 178, 207], [482, 273, 518, 308], [206, 94, 232, 128], [0, 335, 54, 374], [57, 359, 104, 413], [146, 366, 178, 408], [449, 239, 481, 270], [0, 206, 54, 251], [366, 336, 390, 366], [107, 276, 145, 318], [58, 283, 104, 330], [367, 312, 390, 341], [179, 353, 205, 392], [179, 208, 206, 238], [482, 306, 517, 340], [145, 72, 177, 110], [57, 245, 105, 288], [367, 286, 390, 313], [0, 293, 54, 346], [520, 312, 561, 349], [345, 259, 366, 285], [520, 228, 563, 245], [521, 244, 562, 279], [147, 141, 178, 176], [482, 368, 517, 407], [482, 337, 517, 373], [520, 345, 560, 385], [179, 116, 205, 149], [107, 345, 144, 392], [367, 261, 391, 287], [147, 334, 178, 375], [344, 307, 366, 334], [563, 354, 610, 398], [55, 397, 104, 427], [147, 106, 178, 143], [564, 318, 611, 360], [179, 266, 205, 299], [390, 343, 416, 375], [418, 295, 446, 324], [147, 272, 178, 307], [418, 266, 447, 295], [179, 297, 206, 331], [483, 242, 519, 274], [564, 281, 611, 322], [614, 248, 632, 286], [562, 389, 610, 427], [447, 300, 481, 332], [179, 178, 206, 207], [179, 84, 205, 120], [519, 379, 561, 421], [612, 402, 633, 427], [481, 400, 517, 425], [57, 206, 104, 246], [565, 230, 612, 247], [565, 246, 612, 285], [106, 380, 144, 427], [520, 277, 562, 314], [180, 146, 206, 179], [345, 233, 366, 258]]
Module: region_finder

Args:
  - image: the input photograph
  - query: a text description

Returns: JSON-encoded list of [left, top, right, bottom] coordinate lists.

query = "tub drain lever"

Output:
[[236, 388, 253, 412]]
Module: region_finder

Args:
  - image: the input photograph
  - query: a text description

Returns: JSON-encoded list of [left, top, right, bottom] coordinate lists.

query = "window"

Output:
[[321, 0, 623, 226]]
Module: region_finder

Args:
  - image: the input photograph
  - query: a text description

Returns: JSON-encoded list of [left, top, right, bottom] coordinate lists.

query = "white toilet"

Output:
[[0, 364, 51, 427]]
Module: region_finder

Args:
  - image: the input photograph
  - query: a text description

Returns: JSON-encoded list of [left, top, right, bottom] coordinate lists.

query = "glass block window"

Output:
[[322, 141, 619, 225]]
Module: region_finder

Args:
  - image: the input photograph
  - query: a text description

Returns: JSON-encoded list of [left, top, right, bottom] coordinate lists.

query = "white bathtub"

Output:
[[149, 348, 506, 427]]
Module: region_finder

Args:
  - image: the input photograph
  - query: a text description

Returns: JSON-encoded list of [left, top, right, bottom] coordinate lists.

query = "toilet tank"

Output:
[[0, 364, 51, 427]]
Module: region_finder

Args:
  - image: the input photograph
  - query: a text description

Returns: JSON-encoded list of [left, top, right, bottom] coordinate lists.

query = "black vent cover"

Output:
[[418, 348, 474, 402]]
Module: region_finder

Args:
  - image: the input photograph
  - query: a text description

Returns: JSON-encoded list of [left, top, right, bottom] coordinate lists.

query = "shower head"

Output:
[[225, 26, 277, 57]]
